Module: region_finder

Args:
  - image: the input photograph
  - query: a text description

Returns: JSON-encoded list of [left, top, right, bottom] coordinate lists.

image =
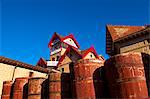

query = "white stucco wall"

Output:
[[84, 52, 96, 59], [63, 38, 78, 48]]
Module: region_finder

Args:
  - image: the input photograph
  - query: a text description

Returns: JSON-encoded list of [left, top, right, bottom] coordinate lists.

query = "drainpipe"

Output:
[[12, 66, 17, 81]]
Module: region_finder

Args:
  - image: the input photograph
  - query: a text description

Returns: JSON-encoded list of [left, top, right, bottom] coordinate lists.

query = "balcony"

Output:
[[47, 61, 58, 67]]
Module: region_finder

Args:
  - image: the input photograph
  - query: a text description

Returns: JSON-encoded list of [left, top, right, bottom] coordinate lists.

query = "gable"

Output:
[[58, 55, 72, 66], [69, 49, 81, 62], [83, 52, 96, 59], [36, 58, 47, 68], [63, 38, 78, 48], [48, 33, 63, 48]]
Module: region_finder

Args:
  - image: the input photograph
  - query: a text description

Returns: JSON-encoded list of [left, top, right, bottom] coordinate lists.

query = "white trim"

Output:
[[50, 48, 61, 55], [63, 38, 78, 48], [47, 61, 58, 67]]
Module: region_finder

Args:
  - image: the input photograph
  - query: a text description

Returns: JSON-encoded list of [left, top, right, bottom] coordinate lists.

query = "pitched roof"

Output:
[[98, 55, 105, 61], [0, 56, 48, 73], [106, 25, 145, 41], [80, 46, 99, 59], [57, 46, 82, 66], [57, 46, 100, 66], [48, 32, 63, 47], [36, 57, 47, 68], [48, 32, 80, 48]]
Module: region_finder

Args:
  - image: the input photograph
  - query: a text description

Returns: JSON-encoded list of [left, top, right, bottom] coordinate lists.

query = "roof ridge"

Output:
[[107, 24, 145, 27], [0, 56, 48, 73]]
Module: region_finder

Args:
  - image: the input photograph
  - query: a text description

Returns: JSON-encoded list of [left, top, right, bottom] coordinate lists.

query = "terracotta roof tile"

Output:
[[0, 56, 48, 73], [106, 25, 145, 41], [36, 57, 47, 68]]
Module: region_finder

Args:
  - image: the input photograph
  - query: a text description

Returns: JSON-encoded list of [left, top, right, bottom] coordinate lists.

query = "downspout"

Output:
[[12, 66, 17, 81]]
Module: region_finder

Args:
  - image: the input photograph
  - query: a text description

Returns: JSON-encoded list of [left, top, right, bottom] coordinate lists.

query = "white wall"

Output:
[[0, 63, 48, 97]]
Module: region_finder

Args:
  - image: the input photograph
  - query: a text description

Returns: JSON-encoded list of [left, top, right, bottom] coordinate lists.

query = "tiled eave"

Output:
[[114, 27, 150, 43], [0, 56, 49, 73]]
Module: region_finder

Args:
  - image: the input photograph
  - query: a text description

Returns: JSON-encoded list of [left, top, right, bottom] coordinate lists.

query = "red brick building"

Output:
[[1, 25, 150, 99]]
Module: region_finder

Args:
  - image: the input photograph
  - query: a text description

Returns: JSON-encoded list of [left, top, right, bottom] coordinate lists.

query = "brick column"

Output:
[[74, 59, 104, 99], [104, 52, 148, 99], [1, 81, 13, 99], [49, 72, 61, 99], [28, 77, 46, 99], [12, 77, 28, 99]]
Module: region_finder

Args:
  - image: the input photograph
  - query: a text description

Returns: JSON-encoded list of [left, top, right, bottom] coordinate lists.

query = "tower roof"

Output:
[[48, 32, 80, 48]]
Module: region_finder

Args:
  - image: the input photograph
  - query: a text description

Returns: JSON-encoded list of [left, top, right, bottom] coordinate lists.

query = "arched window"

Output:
[[90, 54, 93, 58]]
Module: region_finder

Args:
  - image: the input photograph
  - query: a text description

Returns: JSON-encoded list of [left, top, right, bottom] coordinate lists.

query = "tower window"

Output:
[[62, 68, 64, 72], [56, 56, 60, 61], [29, 72, 34, 77], [90, 54, 93, 58], [52, 57, 55, 61], [70, 53, 72, 57]]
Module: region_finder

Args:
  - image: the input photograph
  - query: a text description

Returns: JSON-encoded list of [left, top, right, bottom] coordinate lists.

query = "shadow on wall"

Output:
[[69, 62, 76, 98], [93, 66, 110, 98], [142, 53, 150, 96], [61, 73, 72, 99], [23, 83, 28, 99], [41, 79, 49, 99]]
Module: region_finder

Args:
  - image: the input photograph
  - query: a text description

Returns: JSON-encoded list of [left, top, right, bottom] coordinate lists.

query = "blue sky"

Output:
[[1, 0, 149, 65]]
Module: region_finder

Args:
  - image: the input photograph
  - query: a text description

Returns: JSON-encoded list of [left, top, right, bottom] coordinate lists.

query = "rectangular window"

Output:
[[29, 72, 34, 77], [62, 68, 64, 72]]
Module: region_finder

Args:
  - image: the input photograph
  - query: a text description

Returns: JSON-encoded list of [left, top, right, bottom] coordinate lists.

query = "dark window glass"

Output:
[[29, 72, 34, 77], [52, 58, 55, 61], [57, 56, 59, 61], [62, 68, 64, 72], [90, 54, 93, 57]]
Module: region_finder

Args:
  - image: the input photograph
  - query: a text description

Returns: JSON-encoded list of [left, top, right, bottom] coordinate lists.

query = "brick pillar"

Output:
[[49, 72, 61, 99], [1, 81, 13, 99], [104, 52, 148, 99], [74, 59, 104, 99], [28, 77, 46, 99], [12, 77, 28, 99]]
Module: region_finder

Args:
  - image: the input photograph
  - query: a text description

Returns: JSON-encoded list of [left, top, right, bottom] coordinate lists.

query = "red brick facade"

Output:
[[105, 52, 148, 98], [1, 81, 13, 99], [28, 77, 46, 99], [1, 53, 150, 99]]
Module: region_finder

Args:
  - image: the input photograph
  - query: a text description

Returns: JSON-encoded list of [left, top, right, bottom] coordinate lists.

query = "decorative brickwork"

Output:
[[28, 77, 46, 99], [74, 59, 104, 99], [1, 53, 149, 99], [12, 77, 28, 99], [104, 52, 148, 98], [1, 81, 13, 99], [49, 72, 62, 99], [0, 25, 149, 99]]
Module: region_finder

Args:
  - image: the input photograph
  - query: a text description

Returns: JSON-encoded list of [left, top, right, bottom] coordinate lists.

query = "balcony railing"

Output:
[[47, 61, 58, 67]]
